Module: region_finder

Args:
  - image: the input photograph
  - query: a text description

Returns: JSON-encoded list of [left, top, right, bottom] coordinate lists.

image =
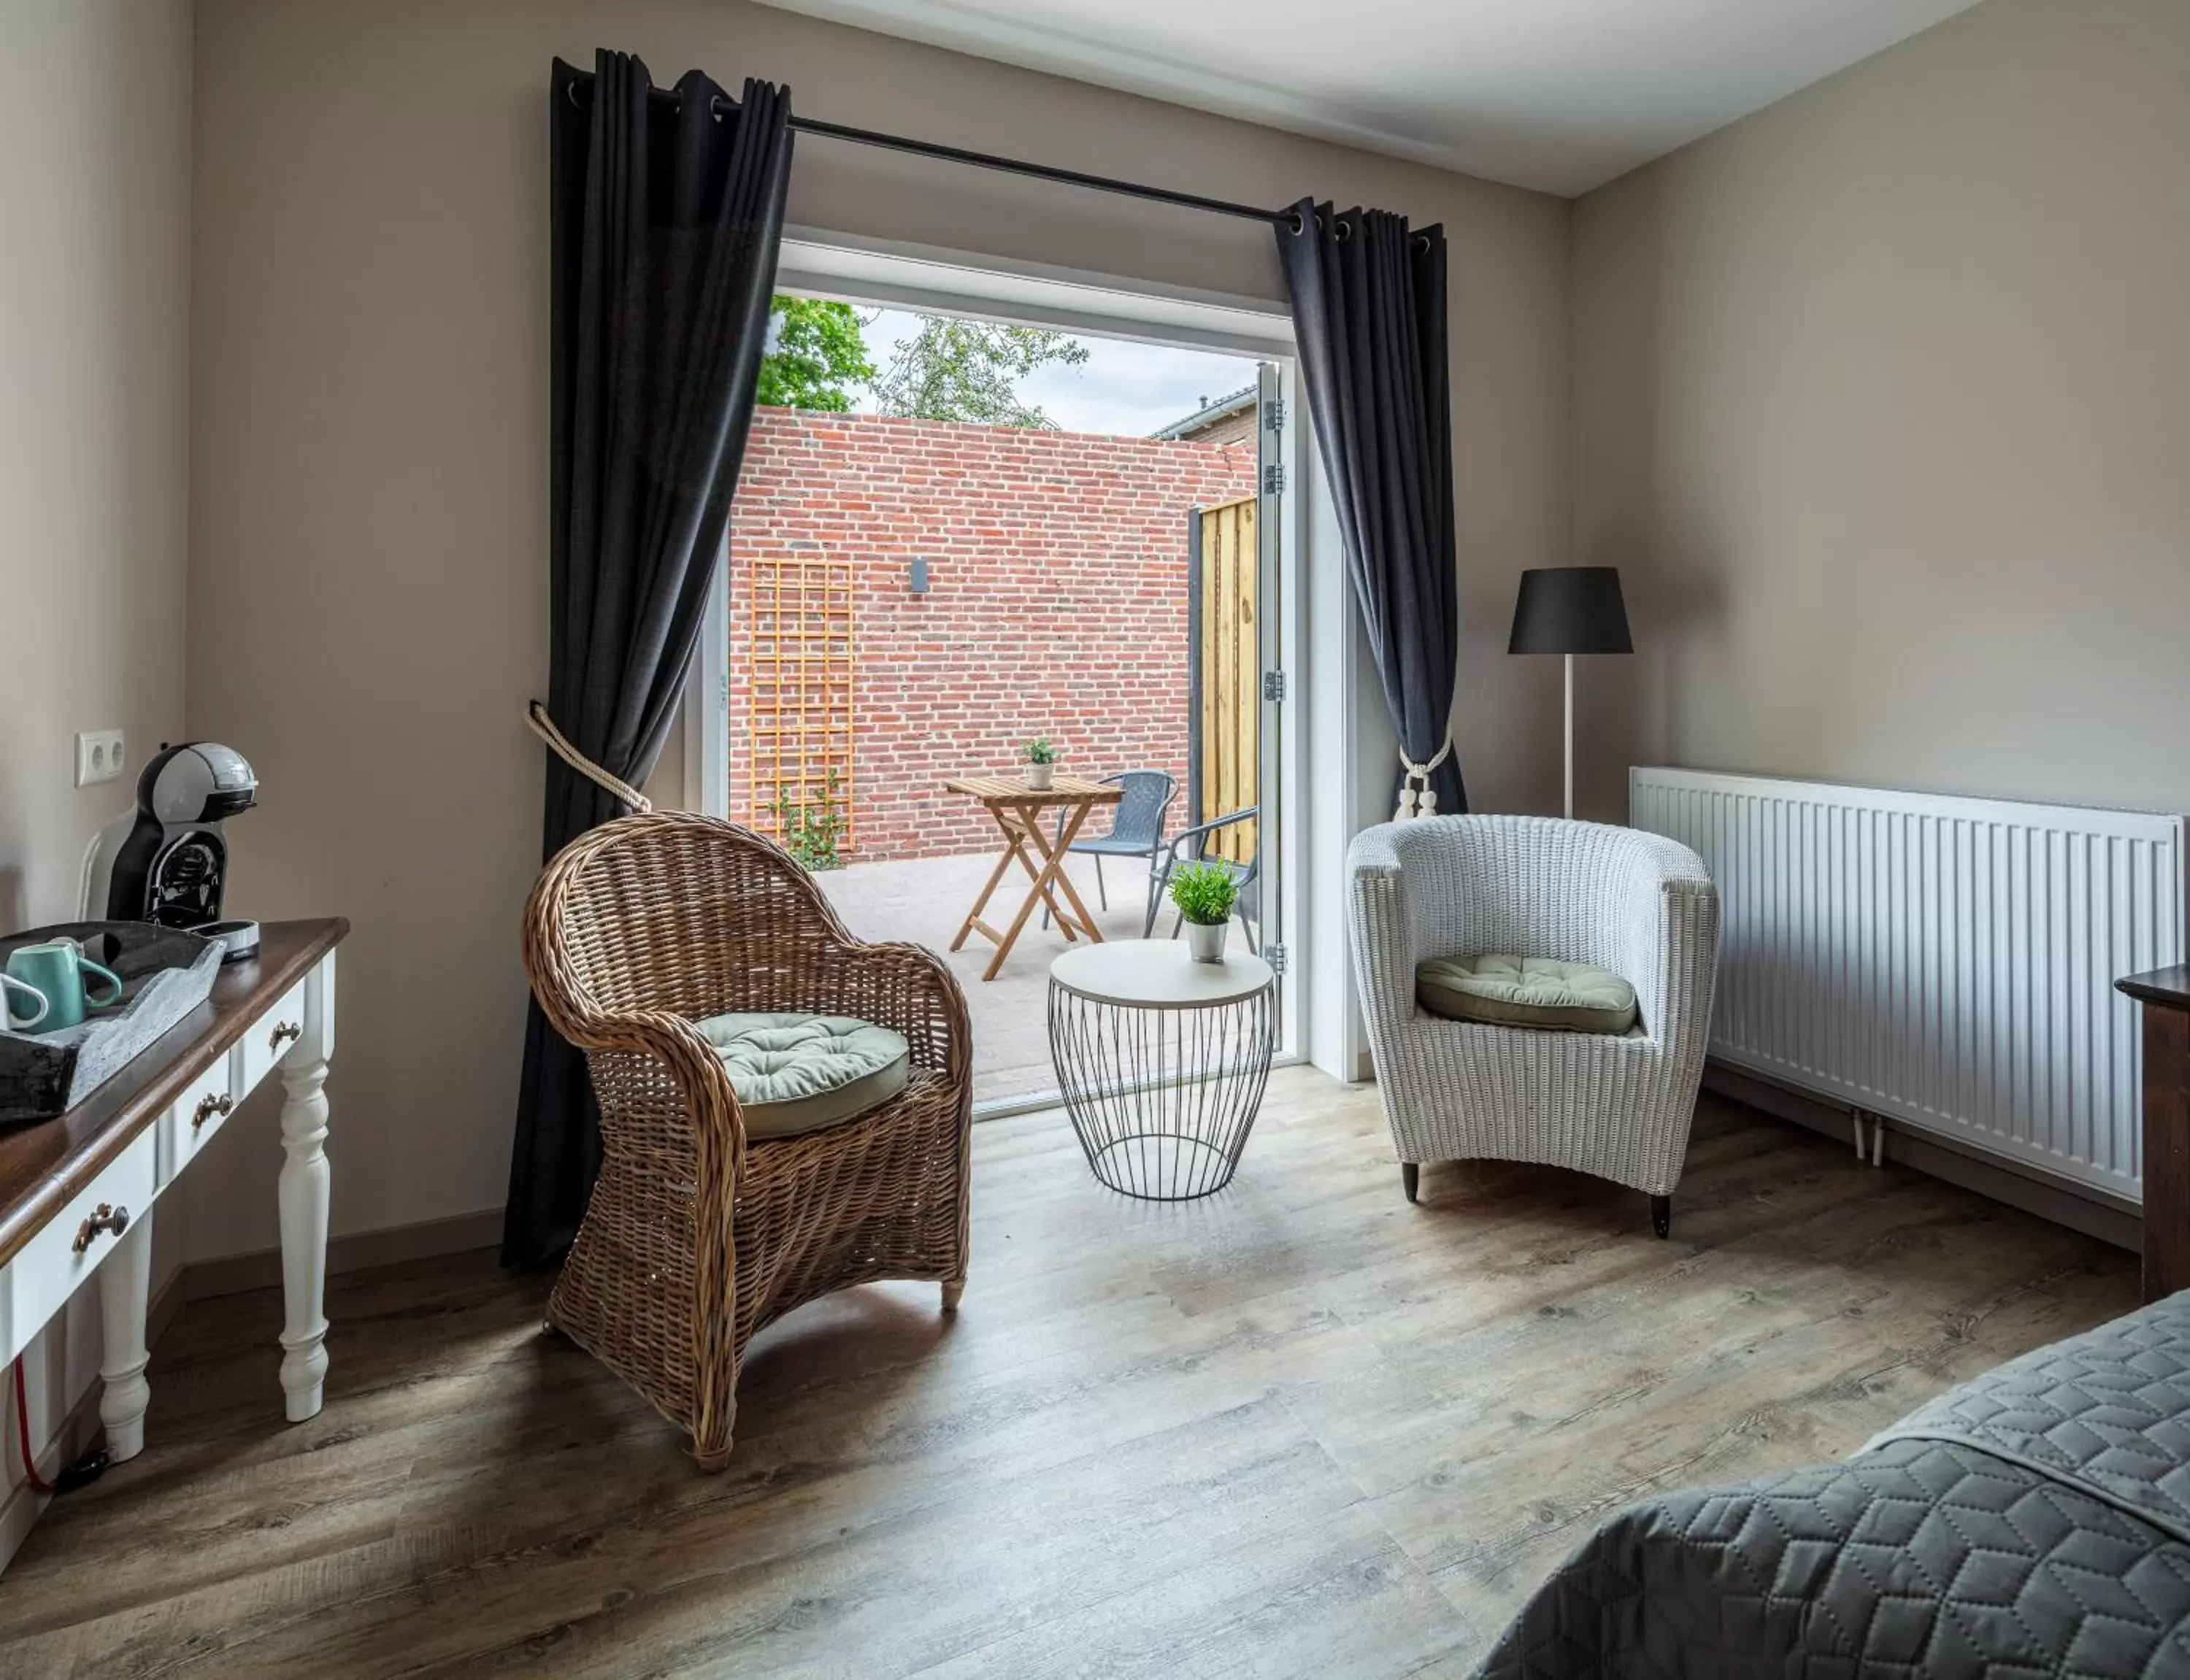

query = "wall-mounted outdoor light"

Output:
[[909, 557, 931, 595]]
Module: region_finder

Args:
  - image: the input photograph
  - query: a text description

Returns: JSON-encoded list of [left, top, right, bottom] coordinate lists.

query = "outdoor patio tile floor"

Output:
[[818, 848, 1174, 1108]]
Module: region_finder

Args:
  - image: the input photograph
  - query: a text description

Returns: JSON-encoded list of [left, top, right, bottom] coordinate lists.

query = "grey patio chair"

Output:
[[1043, 770, 1176, 931], [1148, 805, 1259, 952]]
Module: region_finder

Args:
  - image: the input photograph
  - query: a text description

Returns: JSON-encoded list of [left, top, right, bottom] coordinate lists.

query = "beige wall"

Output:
[[188, 0, 1572, 1255], [0, 0, 193, 935], [0, 0, 193, 1518], [1571, 0, 2190, 821]]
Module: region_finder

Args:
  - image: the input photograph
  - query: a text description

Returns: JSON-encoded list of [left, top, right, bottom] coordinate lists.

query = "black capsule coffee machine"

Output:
[[103, 742, 261, 960]]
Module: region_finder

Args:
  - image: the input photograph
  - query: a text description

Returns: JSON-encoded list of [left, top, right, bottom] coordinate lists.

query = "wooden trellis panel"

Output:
[[745, 557, 856, 849], [1193, 496, 1257, 865]]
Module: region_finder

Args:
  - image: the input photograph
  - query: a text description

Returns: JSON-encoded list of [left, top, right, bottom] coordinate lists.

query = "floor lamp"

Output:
[[1507, 567, 1632, 819]]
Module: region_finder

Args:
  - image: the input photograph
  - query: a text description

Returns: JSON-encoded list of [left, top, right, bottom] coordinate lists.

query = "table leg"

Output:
[[1004, 806, 1079, 943], [96, 1207, 153, 1462], [278, 960, 334, 1422], [950, 812, 1029, 954], [981, 801, 1080, 981], [1030, 803, 1107, 944], [2145, 1006, 2190, 1303]]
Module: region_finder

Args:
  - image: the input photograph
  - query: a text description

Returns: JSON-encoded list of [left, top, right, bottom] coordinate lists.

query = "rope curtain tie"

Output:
[[526, 700, 654, 814], [1394, 733, 1454, 822]]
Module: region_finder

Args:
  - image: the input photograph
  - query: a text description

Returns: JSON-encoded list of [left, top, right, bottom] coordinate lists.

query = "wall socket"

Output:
[[75, 730, 126, 787]]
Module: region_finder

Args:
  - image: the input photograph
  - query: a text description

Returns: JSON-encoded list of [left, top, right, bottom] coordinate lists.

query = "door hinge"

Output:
[[1262, 397, 1285, 433], [1262, 670, 1287, 704], [1264, 941, 1288, 975], [1262, 464, 1286, 496]]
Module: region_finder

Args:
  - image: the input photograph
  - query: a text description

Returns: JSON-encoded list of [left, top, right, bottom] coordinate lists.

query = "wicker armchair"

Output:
[[522, 813, 972, 1469], [1347, 816, 1719, 1234]]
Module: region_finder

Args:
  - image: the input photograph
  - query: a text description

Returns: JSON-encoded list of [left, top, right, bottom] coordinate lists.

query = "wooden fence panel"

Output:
[[1194, 496, 1257, 866]]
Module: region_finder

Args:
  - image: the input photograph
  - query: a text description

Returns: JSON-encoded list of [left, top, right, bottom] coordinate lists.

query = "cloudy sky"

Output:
[[852, 308, 1261, 439]]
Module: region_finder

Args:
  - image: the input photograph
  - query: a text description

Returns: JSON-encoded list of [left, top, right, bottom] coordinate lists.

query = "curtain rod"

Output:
[[567, 76, 1292, 229]]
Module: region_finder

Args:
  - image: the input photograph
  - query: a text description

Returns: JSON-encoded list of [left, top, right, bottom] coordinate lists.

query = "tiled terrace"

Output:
[[818, 849, 1181, 1108]]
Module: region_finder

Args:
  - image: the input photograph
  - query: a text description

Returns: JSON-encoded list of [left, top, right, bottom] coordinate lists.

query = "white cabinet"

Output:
[[0, 923, 345, 1576], [0, 1129, 156, 1370]]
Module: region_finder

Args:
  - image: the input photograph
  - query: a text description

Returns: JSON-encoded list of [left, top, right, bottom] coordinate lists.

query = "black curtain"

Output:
[[503, 53, 794, 1267], [1275, 200, 1465, 815]]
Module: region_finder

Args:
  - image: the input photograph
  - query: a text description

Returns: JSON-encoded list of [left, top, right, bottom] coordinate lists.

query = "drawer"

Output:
[[158, 1053, 238, 1187], [237, 978, 309, 1098], [0, 1129, 156, 1368]]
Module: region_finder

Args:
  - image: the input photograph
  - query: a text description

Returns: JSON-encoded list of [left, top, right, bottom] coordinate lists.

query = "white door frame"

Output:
[[685, 565, 731, 822], [688, 228, 1369, 1086]]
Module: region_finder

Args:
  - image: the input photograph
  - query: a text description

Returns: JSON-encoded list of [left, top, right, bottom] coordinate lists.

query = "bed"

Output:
[[1473, 1293, 2190, 1676]]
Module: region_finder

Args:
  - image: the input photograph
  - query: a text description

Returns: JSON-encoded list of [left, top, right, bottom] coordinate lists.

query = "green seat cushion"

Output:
[[693, 1012, 911, 1139], [1415, 953, 1639, 1036]]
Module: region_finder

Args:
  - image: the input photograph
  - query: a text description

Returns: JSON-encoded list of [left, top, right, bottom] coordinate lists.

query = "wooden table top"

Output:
[[0, 917, 349, 1268], [2119, 966, 2190, 1012], [943, 774, 1123, 806]]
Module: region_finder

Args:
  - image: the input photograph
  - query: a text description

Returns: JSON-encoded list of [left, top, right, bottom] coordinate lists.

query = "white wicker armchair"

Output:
[[1347, 816, 1720, 1235]]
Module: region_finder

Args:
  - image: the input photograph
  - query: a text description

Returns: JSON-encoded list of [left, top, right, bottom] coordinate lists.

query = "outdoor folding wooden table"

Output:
[[943, 774, 1123, 982]]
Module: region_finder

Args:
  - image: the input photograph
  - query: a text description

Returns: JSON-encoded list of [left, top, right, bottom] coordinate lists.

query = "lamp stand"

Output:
[[1563, 652, 1575, 820]]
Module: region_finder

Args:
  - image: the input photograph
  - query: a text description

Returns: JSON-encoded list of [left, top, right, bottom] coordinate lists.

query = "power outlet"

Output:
[[75, 730, 126, 788]]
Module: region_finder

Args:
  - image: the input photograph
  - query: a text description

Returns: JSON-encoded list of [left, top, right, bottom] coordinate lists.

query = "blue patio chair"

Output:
[[1042, 770, 1177, 932], [1147, 806, 1259, 953]]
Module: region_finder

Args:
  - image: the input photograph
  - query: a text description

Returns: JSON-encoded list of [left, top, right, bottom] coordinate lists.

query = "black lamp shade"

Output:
[[1507, 566, 1632, 655]]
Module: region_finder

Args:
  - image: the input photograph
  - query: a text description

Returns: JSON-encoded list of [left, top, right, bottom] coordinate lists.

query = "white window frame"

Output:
[[688, 228, 1373, 1088]]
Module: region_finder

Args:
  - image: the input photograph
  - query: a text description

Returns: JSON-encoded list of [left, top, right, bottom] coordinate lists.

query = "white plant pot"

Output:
[[1026, 762, 1054, 790], [1185, 920, 1229, 964]]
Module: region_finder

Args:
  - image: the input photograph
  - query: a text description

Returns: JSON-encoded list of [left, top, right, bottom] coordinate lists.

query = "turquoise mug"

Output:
[[3, 941, 123, 1033]]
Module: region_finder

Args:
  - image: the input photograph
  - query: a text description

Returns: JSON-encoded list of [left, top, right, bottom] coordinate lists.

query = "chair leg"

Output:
[[1238, 909, 1258, 954], [942, 1279, 965, 1313], [1402, 1163, 1420, 1203], [1094, 855, 1107, 911], [1651, 1195, 1672, 1239], [692, 1397, 737, 1472]]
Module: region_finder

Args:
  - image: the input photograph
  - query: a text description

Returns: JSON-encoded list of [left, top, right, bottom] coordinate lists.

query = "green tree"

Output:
[[756, 297, 876, 412], [871, 315, 1091, 428]]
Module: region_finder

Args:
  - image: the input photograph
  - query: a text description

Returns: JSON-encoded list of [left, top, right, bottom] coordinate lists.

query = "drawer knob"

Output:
[[72, 1203, 130, 1254], [269, 1020, 301, 1055], [192, 1091, 235, 1130]]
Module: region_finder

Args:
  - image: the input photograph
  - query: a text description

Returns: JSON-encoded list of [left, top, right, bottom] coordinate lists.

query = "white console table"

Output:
[[0, 919, 347, 1493]]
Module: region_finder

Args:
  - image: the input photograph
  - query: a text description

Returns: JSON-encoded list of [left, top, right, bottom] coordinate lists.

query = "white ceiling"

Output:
[[754, 0, 1983, 197]]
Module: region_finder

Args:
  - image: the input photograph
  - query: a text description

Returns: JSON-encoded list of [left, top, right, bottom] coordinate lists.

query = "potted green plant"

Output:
[[766, 773, 847, 873], [1169, 860, 1240, 963], [1023, 736, 1059, 791]]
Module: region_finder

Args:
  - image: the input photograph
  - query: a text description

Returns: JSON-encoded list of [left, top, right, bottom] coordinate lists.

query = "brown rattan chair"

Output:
[[522, 812, 972, 1470]]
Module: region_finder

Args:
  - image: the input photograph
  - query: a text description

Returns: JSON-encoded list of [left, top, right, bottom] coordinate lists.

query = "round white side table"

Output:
[[1047, 939, 1276, 1200]]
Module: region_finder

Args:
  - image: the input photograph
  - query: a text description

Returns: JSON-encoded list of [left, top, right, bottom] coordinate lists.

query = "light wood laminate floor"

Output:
[[0, 1069, 2138, 1678]]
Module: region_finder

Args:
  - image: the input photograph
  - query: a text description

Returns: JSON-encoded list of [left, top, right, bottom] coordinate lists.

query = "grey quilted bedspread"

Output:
[[1473, 1296, 2190, 1677]]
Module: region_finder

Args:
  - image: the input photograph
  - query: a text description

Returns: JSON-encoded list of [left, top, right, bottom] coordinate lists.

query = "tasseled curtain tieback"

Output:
[[526, 699, 655, 814], [1394, 733, 1453, 822]]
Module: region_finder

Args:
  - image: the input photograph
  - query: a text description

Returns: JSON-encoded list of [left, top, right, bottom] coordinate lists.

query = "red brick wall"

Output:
[[727, 409, 1256, 863]]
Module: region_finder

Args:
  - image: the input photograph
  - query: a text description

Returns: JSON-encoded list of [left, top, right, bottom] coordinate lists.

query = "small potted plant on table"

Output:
[[1023, 736, 1060, 791], [1169, 860, 1241, 963]]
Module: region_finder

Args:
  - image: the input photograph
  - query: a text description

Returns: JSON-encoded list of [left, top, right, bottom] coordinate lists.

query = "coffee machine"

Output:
[[96, 742, 260, 957]]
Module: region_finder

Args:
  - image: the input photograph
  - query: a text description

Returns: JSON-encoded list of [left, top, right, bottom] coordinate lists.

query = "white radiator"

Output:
[[1632, 768, 2185, 1203]]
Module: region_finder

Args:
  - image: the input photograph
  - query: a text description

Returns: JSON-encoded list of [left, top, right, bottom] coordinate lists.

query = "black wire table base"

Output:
[[1047, 974, 1276, 1200]]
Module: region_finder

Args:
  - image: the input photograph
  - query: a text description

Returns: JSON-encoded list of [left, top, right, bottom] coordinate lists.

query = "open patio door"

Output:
[[1254, 360, 1287, 996], [1184, 364, 1286, 990]]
